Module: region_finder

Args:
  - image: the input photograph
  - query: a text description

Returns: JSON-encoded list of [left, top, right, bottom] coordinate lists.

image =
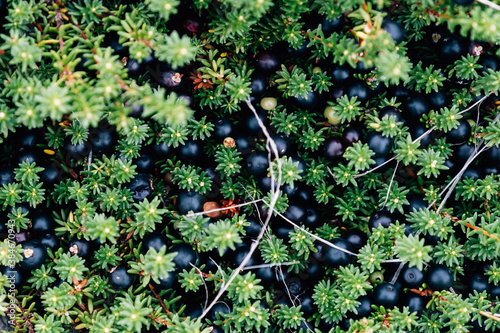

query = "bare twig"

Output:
[[431, 101, 500, 213], [476, 0, 500, 12], [350, 94, 492, 180], [381, 161, 400, 210], [241, 261, 300, 270], [390, 262, 405, 285], [185, 199, 264, 218], [199, 98, 282, 320], [190, 263, 210, 311], [261, 201, 358, 256]]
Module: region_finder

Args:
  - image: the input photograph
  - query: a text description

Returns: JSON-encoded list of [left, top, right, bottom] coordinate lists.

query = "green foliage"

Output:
[[129, 197, 169, 238], [15, 159, 43, 185], [92, 244, 122, 270], [357, 243, 386, 274], [270, 108, 300, 136], [147, 0, 179, 21], [417, 148, 449, 178], [215, 146, 243, 179], [374, 51, 412, 86], [378, 182, 410, 214], [141, 246, 177, 283], [343, 142, 376, 172], [406, 208, 453, 239], [172, 164, 213, 193], [34, 314, 65, 333], [84, 213, 120, 243], [327, 95, 363, 124], [274, 65, 313, 99], [370, 114, 404, 138], [53, 252, 89, 283], [394, 135, 421, 165], [225, 74, 251, 103], [202, 219, 243, 256], [179, 268, 204, 292], [271, 156, 303, 188], [260, 235, 290, 265], [223, 300, 270, 332], [408, 62, 447, 93], [41, 282, 77, 311], [115, 293, 152, 332], [288, 227, 316, 258], [297, 127, 326, 151], [226, 272, 263, 304], [434, 105, 462, 132], [275, 305, 304, 329], [394, 234, 432, 271]]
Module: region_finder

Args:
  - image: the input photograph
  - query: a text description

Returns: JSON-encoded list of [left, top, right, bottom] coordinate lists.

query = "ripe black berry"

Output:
[[402, 94, 429, 122], [39, 233, 60, 252], [447, 119, 471, 143], [152, 272, 176, 290], [342, 229, 367, 252], [143, 232, 169, 253], [354, 295, 372, 318], [250, 74, 268, 97], [1, 266, 24, 288], [177, 191, 203, 215], [453, 0, 474, 7], [330, 64, 351, 83], [382, 20, 405, 44], [437, 35, 465, 64], [127, 173, 153, 202], [68, 238, 92, 259], [283, 204, 306, 224], [368, 211, 393, 229], [30, 209, 55, 235], [346, 81, 369, 103], [254, 51, 280, 73], [321, 238, 353, 267], [372, 282, 399, 308], [399, 292, 425, 314], [425, 264, 454, 291], [323, 137, 345, 160], [110, 266, 134, 290], [292, 91, 321, 110], [230, 245, 259, 268], [401, 266, 425, 288], [342, 126, 362, 146], [213, 118, 234, 140], [171, 243, 199, 272], [208, 303, 232, 322], [365, 131, 393, 157], [20, 241, 47, 271], [151, 141, 172, 159], [272, 134, 292, 157], [89, 125, 117, 155], [178, 140, 202, 164], [135, 153, 155, 174], [468, 274, 491, 294], [39, 162, 61, 187], [246, 151, 269, 177], [0, 165, 15, 186]]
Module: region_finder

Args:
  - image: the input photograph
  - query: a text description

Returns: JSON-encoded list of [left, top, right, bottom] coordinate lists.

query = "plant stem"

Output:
[[199, 98, 282, 320], [476, 0, 500, 11], [465, 222, 500, 241], [381, 161, 400, 210], [186, 198, 264, 217], [262, 201, 358, 256], [241, 261, 301, 270]]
